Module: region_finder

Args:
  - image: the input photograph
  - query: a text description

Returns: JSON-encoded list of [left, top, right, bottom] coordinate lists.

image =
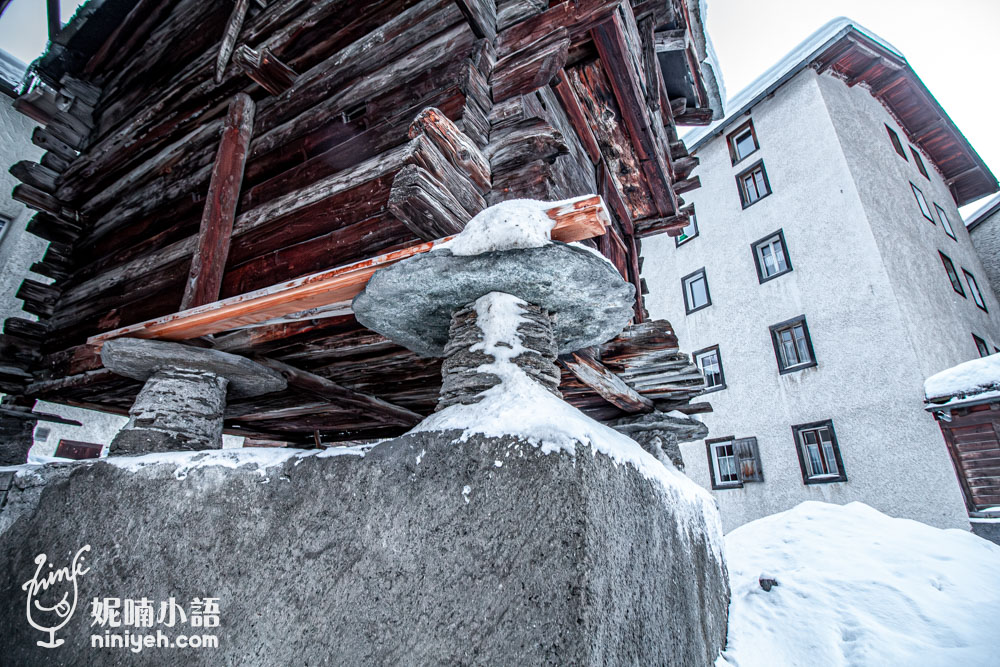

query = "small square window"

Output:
[[973, 334, 991, 358], [727, 119, 759, 165], [910, 146, 929, 179], [707, 436, 764, 488], [793, 420, 846, 484], [751, 229, 792, 283], [736, 160, 771, 208], [770, 315, 816, 374], [939, 252, 965, 297], [886, 125, 907, 160], [694, 345, 726, 392], [675, 212, 698, 246], [935, 203, 956, 240], [911, 183, 934, 222], [963, 269, 988, 312], [682, 268, 711, 314], [34, 426, 51, 443]]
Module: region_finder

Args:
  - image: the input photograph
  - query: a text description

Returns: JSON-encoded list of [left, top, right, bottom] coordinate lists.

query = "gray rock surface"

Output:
[[0, 431, 729, 665], [101, 338, 286, 399], [353, 243, 635, 357]]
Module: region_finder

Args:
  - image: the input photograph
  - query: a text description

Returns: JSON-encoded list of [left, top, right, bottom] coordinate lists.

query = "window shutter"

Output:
[[735, 437, 763, 482]]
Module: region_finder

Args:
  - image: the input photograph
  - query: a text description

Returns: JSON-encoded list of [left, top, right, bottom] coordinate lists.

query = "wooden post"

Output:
[[46, 0, 60, 41], [180, 93, 255, 311], [215, 0, 252, 83]]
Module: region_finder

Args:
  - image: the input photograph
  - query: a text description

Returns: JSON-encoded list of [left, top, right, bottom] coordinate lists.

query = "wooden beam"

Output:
[[215, 0, 252, 83], [408, 107, 491, 193], [46, 0, 60, 40], [252, 356, 422, 427], [560, 349, 653, 413], [180, 93, 255, 311], [87, 195, 614, 344], [0, 407, 81, 426], [233, 45, 298, 95]]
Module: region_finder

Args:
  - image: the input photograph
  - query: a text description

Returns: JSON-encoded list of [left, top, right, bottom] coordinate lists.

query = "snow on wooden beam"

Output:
[[87, 195, 613, 345], [180, 93, 256, 311]]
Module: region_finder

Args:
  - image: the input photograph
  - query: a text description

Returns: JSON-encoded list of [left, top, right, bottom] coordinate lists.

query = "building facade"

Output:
[[643, 20, 1000, 532], [967, 194, 1000, 302]]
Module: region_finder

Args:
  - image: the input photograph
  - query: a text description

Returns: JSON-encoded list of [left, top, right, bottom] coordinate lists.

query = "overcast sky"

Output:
[[0, 0, 997, 214]]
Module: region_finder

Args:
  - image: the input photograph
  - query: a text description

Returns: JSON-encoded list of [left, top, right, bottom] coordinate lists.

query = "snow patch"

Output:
[[925, 353, 1000, 402], [719, 501, 1000, 667], [410, 292, 724, 559], [434, 199, 555, 256]]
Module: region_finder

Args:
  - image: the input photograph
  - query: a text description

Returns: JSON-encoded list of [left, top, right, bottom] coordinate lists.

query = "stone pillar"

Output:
[[101, 338, 286, 456], [438, 297, 560, 410]]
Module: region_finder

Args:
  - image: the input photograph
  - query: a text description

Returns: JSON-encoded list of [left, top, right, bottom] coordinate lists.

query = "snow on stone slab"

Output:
[[924, 353, 1000, 402], [410, 292, 724, 559], [719, 501, 1000, 667], [435, 199, 556, 256]]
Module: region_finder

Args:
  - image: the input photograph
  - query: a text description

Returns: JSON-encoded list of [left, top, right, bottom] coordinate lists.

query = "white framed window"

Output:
[[675, 212, 698, 246], [935, 203, 956, 240], [963, 269, 987, 312], [886, 125, 907, 160], [682, 268, 711, 314], [751, 229, 792, 283], [911, 183, 933, 222], [793, 421, 846, 484], [910, 146, 929, 179], [707, 436, 764, 488], [769, 315, 816, 373], [974, 334, 991, 358], [736, 160, 771, 208], [727, 119, 759, 165], [694, 345, 725, 392]]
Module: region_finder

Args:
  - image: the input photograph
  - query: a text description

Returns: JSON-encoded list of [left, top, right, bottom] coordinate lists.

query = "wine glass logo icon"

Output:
[[21, 545, 91, 648]]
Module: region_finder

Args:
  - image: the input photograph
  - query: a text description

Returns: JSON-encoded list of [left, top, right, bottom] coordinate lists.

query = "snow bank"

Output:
[[719, 501, 1000, 667], [924, 354, 1000, 402], [435, 199, 555, 256], [411, 292, 723, 558]]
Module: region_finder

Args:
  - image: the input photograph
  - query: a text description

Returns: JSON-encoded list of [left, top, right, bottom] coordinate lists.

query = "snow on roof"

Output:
[[965, 192, 1000, 231], [0, 49, 27, 92], [924, 354, 1000, 404], [686, 0, 726, 119], [687, 17, 901, 150], [718, 501, 1000, 666]]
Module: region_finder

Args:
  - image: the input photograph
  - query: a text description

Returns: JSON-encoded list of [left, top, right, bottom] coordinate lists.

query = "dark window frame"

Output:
[[706, 437, 743, 489], [911, 183, 934, 222], [910, 146, 929, 179], [935, 203, 956, 240], [727, 119, 759, 165], [735, 159, 772, 209], [940, 252, 966, 297], [973, 334, 990, 358], [963, 269, 988, 312], [734, 437, 764, 483], [675, 211, 699, 247], [792, 420, 847, 484], [693, 344, 726, 393], [751, 229, 793, 283], [682, 267, 712, 314], [769, 315, 817, 374], [886, 124, 907, 160]]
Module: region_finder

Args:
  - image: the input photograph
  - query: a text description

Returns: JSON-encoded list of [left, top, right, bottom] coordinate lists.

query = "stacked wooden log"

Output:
[[3, 0, 718, 444]]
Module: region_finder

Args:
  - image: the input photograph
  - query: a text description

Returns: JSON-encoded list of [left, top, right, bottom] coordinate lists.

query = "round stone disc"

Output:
[[352, 243, 635, 357], [101, 338, 287, 398]]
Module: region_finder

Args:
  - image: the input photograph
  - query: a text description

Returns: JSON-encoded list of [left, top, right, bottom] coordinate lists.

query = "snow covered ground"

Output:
[[719, 501, 1000, 667]]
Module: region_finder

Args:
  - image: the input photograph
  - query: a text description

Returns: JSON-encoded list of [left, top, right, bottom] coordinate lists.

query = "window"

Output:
[[973, 334, 990, 358], [910, 146, 929, 179], [963, 269, 988, 312], [793, 420, 846, 484], [675, 212, 698, 246], [736, 160, 771, 208], [727, 119, 759, 165], [33, 426, 50, 443], [707, 436, 764, 488], [770, 315, 816, 373], [694, 345, 726, 392], [939, 252, 965, 297], [886, 125, 907, 160], [911, 183, 934, 222], [682, 268, 711, 314], [751, 229, 792, 283], [935, 203, 956, 240]]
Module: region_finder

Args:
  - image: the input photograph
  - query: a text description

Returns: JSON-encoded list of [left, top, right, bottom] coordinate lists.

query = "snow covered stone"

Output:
[[924, 353, 1000, 404]]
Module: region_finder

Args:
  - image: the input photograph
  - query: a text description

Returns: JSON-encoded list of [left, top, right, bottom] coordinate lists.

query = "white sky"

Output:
[[0, 0, 996, 215]]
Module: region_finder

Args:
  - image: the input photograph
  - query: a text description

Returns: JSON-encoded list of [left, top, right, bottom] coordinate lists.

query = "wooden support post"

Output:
[[215, 0, 252, 83], [46, 0, 60, 41], [180, 93, 255, 311]]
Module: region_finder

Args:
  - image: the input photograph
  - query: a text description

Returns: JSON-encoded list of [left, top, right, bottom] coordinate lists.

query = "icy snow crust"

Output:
[[411, 292, 724, 559], [719, 501, 1000, 667], [435, 199, 556, 256], [924, 353, 1000, 402]]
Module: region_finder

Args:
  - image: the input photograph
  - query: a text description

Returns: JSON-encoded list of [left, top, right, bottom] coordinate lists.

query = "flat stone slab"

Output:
[[0, 432, 728, 665], [610, 410, 710, 443], [101, 338, 286, 398], [353, 243, 635, 357]]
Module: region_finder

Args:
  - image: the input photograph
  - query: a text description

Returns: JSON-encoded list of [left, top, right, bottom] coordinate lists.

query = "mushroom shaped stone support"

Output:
[[609, 411, 709, 470], [101, 338, 286, 455]]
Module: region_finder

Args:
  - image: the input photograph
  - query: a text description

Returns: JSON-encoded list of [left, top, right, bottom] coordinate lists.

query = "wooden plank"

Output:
[[216, 0, 252, 83], [453, 0, 497, 40], [0, 407, 81, 426], [87, 195, 612, 344], [233, 45, 298, 95], [560, 349, 653, 413], [180, 93, 256, 310], [408, 107, 491, 193]]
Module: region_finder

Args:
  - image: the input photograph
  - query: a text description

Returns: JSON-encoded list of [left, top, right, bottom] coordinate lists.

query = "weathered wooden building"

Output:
[[1, 0, 722, 448]]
